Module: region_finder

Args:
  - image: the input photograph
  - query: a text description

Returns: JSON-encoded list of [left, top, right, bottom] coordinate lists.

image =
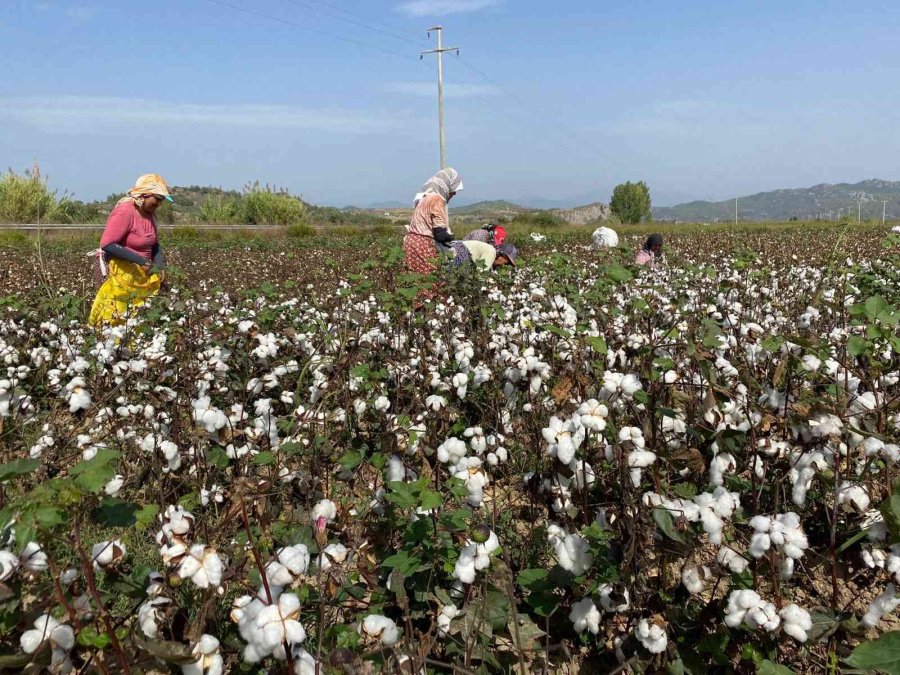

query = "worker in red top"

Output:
[[463, 223, 507, 246], [88, 174, 173, 327]]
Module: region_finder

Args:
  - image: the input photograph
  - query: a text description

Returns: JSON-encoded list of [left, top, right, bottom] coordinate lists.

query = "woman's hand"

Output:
[[141, 262, 153, 274]]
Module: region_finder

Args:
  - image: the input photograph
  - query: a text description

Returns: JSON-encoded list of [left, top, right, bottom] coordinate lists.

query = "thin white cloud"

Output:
[[396, 0, 501, 17], [613, 99, 771, 138], [382, 82, 499, 98], [0, 96, 399, 134], [66, 5, 98, 23]]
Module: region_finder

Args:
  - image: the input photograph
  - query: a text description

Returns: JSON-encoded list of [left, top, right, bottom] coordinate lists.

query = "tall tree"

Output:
[[610, 181, 652, 224]]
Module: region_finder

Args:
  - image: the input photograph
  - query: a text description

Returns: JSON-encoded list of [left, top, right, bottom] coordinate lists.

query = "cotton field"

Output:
[[0, 227, 898, 674]]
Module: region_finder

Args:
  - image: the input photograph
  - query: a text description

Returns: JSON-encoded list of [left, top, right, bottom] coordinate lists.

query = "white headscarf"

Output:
[[414, 168, 463, 204]]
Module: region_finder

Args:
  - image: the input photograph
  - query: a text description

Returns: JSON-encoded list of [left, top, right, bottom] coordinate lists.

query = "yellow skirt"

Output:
[[88, 259, 161, 327]]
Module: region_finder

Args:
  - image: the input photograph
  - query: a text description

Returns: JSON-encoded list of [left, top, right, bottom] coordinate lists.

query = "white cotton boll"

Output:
[[292, 648, 318, 675], [425, 394, 446, 411], [178, 545, 223, 589], [361, 614, 400, 647], [19, 541, 49, 572], [265, 561, 295, 587], [452, 372, 469, 399], [569, 598, 601, 634], [104, 474, 125, 496], [317, 543, 348, 571], [837, 482, 871, 512], [552, 532, 592, 576], [20, 614, 74, 654], [138, 597, 171, 638], [749, 532, 771, 558], [0, 550, 19, 581], [709, 453, 736, 487], [717, 547, 749, 574], [311, 499, 337, 524], [746, 602, 781, 631], [453, 544, 477, 584], [386, 455, 407, 482], [862, 584, 900, 628], [91, 539, 126, 570], [568, 458, 596, 490], [635, 618, 667, 654], [577, 399, 608, 431], [779, 604, 812, 643], [437, 437, 467, 465], [437, 604, 460, 638], [256, 593, 306, 650], [682, 566, 710, 594], [373, 395, 390, 413]]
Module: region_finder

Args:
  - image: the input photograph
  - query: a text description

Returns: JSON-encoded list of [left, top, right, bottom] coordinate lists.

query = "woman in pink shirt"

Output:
[[88, 174, 173, 327], [635, 233, 664, 267]]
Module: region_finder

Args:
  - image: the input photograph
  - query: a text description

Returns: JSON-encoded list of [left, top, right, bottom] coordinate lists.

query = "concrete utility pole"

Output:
[[883, 200, 888, 225], [858, 199, 862, 223], [734, 198, 738, 225], [421, 26, 459, 169]]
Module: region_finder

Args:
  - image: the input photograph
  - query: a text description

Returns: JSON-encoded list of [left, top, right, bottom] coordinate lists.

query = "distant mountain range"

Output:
[[653, 179, 900, 222]]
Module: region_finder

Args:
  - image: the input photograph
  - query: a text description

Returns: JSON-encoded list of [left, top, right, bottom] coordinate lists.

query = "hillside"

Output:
[[653, 178, 900, 222], [450, 200, 531, 217]]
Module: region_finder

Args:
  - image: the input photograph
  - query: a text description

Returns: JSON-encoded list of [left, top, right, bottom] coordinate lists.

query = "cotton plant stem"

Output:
[[73, 525, 131, 675]]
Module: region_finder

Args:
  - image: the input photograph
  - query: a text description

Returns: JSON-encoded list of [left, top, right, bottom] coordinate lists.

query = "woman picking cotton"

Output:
[[463, 223, 506, 246], [403, 168, 463, 274], [448, 241, 517, 270], [88, 174, 172, 327], [635, 233, 664, 267]]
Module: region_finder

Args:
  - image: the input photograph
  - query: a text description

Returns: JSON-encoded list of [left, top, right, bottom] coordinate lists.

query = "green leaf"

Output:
[[880, 492, 900, 543], [666, 660, 686, 675], [866, 295, 889, 320], [382, 551, 421, 576], [586, 335, 608, 355], [848, 335, 870, 357], [697, 632, 730, 666], [419, 488, 443, 511], [805, 609, 840, 644], [604, 264, 633, 283], [92, 499, 139, 527], [526, 590, 560, 617], [251, 452, 275, 466], [757, 660, 794, 675], [77, 627, 111, 649], [279, 441, 304, 456], [653, 507, 684, 543], [338, 449, 364, 471], [0, 458, 40, 482], [847, 631, 900, 674], [70, 449, 120, 493], [671, 483, 698, 499], [206, 445, 231, 469], [483, 590, 510, 631], [517, 568, 550, 590]]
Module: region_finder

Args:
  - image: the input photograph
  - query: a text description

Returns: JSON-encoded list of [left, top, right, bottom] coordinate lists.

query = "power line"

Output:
[[279, 0, 432, 49], [204, 0, 420, 62]]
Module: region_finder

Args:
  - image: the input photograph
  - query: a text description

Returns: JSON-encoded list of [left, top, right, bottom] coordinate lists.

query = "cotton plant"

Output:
[[453, 530, 500, 584], [359, 614, 400, 647]]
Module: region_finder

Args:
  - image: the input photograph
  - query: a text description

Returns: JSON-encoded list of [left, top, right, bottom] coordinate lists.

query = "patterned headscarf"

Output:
[[420, 168, 463, 202], [117, 173, 173, 207]]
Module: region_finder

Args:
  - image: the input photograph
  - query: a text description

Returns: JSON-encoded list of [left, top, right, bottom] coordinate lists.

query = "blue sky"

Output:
[[2, 0, 899, 207]]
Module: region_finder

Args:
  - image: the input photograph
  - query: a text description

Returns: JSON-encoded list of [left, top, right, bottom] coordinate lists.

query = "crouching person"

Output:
[[448, 241, 517, 270]]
